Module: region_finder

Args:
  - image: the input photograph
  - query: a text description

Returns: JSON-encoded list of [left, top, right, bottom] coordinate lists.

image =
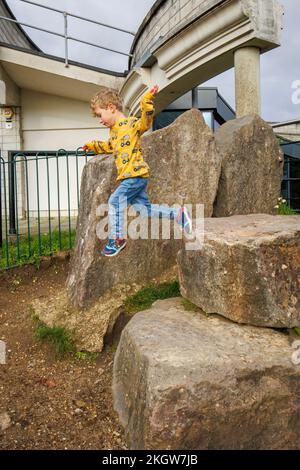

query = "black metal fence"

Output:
[[0, 149, 93, 269]]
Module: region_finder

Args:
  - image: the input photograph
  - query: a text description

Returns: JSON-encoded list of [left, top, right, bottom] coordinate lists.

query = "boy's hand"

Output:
[[150, 84, 159, 96], [83, 143, 92, 152]]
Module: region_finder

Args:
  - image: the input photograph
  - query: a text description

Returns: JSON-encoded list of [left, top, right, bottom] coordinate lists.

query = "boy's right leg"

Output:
[[130, 182, 192, 234], [102, 178, 149, 256]]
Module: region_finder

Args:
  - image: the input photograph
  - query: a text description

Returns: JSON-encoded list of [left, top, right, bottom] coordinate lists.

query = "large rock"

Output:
[[66, 154, 181, 309], [32, 267, 177, 352], [178, 214, 300, 328], [113, 297, 300, 450], [33, 110, 220, 350], [67, 109, 221, 309], [66, 154, 116, 308], [213, 114, 284, 217], [142, 108, 221, 217]]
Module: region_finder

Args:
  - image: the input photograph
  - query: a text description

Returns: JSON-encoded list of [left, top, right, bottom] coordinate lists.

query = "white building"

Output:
[[0, 0, 125, 218]]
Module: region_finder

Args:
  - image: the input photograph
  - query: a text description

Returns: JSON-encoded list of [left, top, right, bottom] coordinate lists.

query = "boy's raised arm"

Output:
[[83, 139, 113, 154], [137, 85, 158, 135]]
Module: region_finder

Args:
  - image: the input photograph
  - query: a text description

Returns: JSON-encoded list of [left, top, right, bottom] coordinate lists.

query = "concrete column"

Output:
[[234, 46, 261, 117]]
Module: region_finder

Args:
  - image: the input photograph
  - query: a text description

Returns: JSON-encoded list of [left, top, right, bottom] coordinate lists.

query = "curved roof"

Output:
[[128, 0, 166, 69], [0, 0, 40, 51]]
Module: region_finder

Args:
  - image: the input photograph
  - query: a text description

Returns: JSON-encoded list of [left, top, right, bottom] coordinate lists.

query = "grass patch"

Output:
[[274, 198, 298, 215], [294, 327, 300, 337], [181, 298, 211, 317], [32, 308, 97, 360], [74, 351, 98, 362], [124, 280, 180, 315], [36, 324, 76, 357], [181, 298, 201, 312], [0, 229, 75, 269], [278, 205, 297, 215]]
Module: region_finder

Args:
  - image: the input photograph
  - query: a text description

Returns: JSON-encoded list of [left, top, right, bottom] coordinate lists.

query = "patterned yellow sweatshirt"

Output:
[[86, 90, 155, 181]]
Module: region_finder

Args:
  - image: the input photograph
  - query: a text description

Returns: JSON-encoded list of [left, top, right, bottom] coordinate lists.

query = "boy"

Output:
[[83, 85, 192, 257]]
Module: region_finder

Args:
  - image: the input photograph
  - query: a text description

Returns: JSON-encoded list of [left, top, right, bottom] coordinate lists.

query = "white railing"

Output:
[[0, 0, 135, 66]]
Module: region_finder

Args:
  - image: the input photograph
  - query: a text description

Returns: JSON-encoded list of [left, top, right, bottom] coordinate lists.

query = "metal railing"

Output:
[[0, 0, 135, 66], [0, 149, 93, 269]]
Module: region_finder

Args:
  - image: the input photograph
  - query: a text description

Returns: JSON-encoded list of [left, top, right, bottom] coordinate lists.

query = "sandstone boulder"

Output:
[[113, 297, 300, 450], [66, 155, 180, 310], [67, 109, 221, 309], [213, 114, 284, 217], [142, 108, 221, 216], [178, 214, 300, 328]]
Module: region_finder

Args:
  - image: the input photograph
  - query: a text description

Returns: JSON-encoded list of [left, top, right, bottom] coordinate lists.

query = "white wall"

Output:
[[22, 88, 109, 149], [0, 105, 25, 218], [21, 89, 109, 216]]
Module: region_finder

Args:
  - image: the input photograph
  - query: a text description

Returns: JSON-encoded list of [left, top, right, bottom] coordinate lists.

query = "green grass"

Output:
[[181, 298, 201, 312], [36, 324, 76, 357], [275, 199, 298, 215], [294, 327, 300, 337], [32, 309, 98, 360], [278, 204, 297, 215], [124, 280, 180, 315], [74, 351, 98, 362], [0, 229, 75, 269]]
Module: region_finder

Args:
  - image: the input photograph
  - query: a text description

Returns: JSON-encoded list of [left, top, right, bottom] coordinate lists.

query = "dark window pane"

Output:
[[290, 199, 300, 211], [281, 180, 288, 199], [153, 111, 184, 130], [290, 159, 300, 179], [290, 181, 300, 199]]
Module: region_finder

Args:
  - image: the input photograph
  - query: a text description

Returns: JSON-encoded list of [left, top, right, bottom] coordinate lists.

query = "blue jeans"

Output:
[[108, 177, 179, 238]]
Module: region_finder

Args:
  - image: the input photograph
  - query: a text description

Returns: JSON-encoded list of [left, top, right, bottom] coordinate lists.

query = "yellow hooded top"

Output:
[[86, 89, 155, 181]]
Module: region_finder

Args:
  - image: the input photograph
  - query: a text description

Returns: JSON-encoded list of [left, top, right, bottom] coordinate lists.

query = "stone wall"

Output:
[[130, 0, 227, 67]]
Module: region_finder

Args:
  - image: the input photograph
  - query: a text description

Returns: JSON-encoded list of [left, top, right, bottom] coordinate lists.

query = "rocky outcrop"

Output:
[[178, 214, 300, 328], [213, 114, 284, 216], [142, 108, 221, 217], [113, 297, 300, 450], [66, 154, 181, 311], [67, 109, 221, 310], [32, 268, 177, 353], [34, 109, 220, 350]]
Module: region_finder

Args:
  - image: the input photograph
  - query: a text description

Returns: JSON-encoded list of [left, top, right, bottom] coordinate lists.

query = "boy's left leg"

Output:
[[130, 180, 192, 234]]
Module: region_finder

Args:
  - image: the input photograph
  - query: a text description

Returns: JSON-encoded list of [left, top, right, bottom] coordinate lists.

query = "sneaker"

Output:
[[101, 238, 126, 257], [176, 207, 192, 234]]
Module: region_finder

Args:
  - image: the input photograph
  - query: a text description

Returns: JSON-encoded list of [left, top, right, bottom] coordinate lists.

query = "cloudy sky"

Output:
[[6, 0, 300, 122]]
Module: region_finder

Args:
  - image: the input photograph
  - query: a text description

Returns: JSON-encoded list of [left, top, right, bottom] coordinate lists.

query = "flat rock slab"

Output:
[[178, 214, 300, 328], [213, 114, 284, 216], [113, 298, 300, 450]]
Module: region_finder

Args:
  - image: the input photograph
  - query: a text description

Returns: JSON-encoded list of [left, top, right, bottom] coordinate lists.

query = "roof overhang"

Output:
[[0, 45, 126, 102]]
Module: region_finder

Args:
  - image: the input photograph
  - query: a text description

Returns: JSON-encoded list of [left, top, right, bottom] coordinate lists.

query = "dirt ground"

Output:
[[0, 256, 127, 450]]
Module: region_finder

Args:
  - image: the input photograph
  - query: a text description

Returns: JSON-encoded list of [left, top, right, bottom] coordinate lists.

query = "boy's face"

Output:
[[94, 103, 116, 128]]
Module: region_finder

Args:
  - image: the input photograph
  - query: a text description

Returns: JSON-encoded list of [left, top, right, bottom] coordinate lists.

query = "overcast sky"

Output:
[[6, 0, 300, 122]]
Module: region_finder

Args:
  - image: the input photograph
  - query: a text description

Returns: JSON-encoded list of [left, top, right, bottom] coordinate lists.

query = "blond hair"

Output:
[[90, 88, 123, 116]]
